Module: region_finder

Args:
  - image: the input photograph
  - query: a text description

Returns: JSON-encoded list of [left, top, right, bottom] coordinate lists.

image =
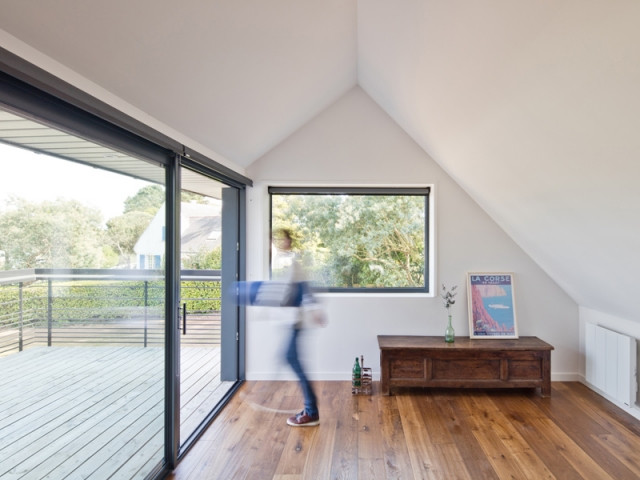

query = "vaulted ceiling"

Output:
[[1, 0, 639, 322]]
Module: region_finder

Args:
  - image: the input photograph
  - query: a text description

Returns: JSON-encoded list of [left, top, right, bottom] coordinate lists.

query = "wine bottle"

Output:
[[352, 357, 361, 387]]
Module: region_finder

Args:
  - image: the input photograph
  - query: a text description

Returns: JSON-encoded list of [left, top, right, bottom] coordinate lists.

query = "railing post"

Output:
[[18, 282, 24, 352], [144, 280, 148, 348], [47, 279, 53, 347]]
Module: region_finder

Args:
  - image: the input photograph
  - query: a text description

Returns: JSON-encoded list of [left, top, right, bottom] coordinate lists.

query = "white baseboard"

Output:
[[247, 371, 362, 381], [579, 375, 640, 422], [248, 371, 577, 382], [551, 372, 581, 382]]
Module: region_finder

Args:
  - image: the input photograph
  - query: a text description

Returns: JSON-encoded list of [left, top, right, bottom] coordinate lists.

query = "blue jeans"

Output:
[[285, 326, 318, 417]]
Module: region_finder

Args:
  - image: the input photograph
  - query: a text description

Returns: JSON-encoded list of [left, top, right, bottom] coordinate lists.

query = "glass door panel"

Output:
[[178, 166, 238, 447], [0, 109, 166, 479]]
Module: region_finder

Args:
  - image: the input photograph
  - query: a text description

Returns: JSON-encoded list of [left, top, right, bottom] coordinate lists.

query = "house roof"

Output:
[[181, 203, 222, 254], [1, 1, 639, 322]]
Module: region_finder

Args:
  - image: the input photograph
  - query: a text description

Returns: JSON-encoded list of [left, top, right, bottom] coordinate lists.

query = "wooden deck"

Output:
[[0, 346, 234, 480]]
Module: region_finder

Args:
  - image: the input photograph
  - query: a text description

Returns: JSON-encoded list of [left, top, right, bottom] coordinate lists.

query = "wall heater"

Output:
[[585, 323, 638, 407]]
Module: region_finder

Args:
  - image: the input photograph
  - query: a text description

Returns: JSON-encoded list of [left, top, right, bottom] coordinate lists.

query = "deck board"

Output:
[[0, 346, 233, 479]]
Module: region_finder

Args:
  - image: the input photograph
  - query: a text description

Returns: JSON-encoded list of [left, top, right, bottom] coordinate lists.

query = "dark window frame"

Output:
[[0, 50, 251, 477], [269, 186, 430, 293]]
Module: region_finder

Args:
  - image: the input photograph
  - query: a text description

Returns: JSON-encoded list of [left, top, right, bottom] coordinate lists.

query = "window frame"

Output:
[[0, 50, 251, 475], [269, 186, 431, 294]]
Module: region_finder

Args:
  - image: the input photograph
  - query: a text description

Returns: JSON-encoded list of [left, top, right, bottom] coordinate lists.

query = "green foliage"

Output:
[[181, 280, 222, 312], [106, 211, 154, 256], [272, 194, 425, 288], [0, 277, 220, 326], [101, 246, 120, 268], [182, 246, 222, 270], [49, 281, 166, 320], [0, 283, 33, 322], [0, 197, 106, 269], [0, 180, 226, 273], [124, 185, 164, 215], [0, 280, 164, 323]]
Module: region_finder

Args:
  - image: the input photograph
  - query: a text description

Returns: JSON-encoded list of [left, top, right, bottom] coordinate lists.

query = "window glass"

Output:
[[270, 188, 429, 292], [0, 109, 166, 479]]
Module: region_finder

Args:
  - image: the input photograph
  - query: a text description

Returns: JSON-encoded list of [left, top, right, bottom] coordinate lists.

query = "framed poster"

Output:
[[467, 272, 518, 339]]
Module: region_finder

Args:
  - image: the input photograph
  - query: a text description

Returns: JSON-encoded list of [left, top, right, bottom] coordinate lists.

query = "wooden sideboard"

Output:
[[378, 335, 553, 397]]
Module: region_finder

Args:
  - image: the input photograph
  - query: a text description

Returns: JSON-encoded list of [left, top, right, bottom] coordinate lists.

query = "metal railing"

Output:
[[0, 269, 222, 356]]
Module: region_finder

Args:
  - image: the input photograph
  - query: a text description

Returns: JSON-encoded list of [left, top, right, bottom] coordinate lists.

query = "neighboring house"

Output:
[[134, 201, 221, 269]]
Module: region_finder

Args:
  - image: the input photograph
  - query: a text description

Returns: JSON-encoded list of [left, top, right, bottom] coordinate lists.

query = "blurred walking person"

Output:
[[271, 227, 326, 426]]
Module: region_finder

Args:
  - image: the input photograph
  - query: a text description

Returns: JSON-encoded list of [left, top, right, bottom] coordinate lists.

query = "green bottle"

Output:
[[352, 357, 361, 387], [445, 314, 455, 343]]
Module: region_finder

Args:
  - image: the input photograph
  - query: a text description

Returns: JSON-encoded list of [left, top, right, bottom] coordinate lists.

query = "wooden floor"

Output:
[[169, 381, 640, 480], [0, 346, 233, 480]]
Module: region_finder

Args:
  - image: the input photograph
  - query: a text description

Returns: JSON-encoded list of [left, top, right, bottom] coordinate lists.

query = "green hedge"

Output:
[[0, 279, 220, 325]]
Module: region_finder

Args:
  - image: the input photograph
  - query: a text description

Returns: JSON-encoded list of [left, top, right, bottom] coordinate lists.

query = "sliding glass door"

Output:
[[177, 166, 240, 449], [0, 108, 167, 478], [0, 63, 248, 477]]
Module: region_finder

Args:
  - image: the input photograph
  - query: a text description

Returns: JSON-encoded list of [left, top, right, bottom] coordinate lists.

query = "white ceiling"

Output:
[[1, 0, 639, 322], [0, 0, 357, 166]]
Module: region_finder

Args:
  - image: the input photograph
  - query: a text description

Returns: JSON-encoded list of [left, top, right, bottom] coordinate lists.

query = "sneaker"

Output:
[[287, 410, 320, 427]]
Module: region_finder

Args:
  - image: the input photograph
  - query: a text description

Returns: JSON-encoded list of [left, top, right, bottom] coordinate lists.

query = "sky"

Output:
[[0, 143, 152, 222]]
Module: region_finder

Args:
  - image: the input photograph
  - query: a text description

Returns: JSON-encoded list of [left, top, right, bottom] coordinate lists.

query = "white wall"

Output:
[[245, 86, 578, 381], [357, 1, 640, 326]]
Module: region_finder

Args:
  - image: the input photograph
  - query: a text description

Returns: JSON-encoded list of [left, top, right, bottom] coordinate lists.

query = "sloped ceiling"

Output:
[[1, 0, 639, 322], [0, 0, 357, 166], [357, 0, 640, 322]]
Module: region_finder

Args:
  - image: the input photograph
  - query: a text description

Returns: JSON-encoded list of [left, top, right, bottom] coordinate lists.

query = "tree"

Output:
[[123, 185, 209, 216], [106, 211, 154, 265], [272, 194, 425, 288], [0, 197, 106, 269], [124, 185, 164, 215]]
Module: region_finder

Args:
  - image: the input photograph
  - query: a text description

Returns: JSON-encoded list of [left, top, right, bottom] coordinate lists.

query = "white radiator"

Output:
[[585, 323, 637, 407]]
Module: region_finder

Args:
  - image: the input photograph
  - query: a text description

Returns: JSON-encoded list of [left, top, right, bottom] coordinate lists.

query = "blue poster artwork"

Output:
[[468, 273, 518, 338]]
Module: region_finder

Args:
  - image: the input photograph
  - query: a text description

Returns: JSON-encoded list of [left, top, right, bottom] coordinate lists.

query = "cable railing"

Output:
[[0, 268, 222, 356]]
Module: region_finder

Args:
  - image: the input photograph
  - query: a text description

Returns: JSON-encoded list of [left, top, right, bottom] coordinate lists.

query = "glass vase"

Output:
[[445, 314, 455, 343]]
